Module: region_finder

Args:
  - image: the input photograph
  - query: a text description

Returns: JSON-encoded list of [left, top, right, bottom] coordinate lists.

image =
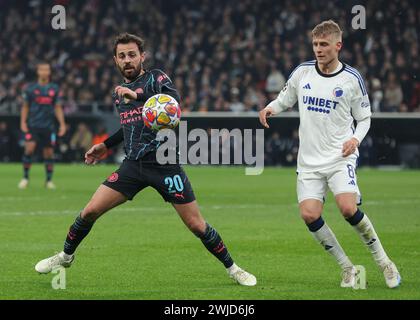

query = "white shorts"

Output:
[[297, 158, 361, 204]]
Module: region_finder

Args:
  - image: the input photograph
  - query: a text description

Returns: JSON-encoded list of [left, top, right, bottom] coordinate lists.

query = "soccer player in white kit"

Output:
[[259, 20, 401, 288]]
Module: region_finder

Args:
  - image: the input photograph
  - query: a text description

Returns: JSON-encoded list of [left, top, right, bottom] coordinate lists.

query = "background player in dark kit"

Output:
[[19, 62, 66, 189]]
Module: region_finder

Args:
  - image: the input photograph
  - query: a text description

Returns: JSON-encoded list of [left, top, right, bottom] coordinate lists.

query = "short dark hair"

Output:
[[113, 33, 145, 55]]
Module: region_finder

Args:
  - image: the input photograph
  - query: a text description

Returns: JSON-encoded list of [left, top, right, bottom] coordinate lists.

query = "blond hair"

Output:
[[312, 20, 342, 41]]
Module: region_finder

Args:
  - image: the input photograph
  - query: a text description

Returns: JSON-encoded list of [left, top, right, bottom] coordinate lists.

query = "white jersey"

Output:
[[270, 60, 372, 172]]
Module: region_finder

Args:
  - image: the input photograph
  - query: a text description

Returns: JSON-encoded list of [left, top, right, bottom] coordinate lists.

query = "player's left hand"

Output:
[[58, 124, 66, 137], [115, 86, 137, 101], [342, 137, 359, 157]]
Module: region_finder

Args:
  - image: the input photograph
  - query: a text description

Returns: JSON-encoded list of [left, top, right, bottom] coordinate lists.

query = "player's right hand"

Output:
[[115, 86, 137, 101], [85, 143, 107, 165], [259, 107, 274, 128], [58, 124, 66, 137], [21, 123, 29, 133]]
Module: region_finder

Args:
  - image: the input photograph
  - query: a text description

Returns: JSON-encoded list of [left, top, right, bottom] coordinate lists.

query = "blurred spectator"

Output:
[[57, 123, 74, 162], [265, 63, 286, 96], [409, 83, 420, 112], [92, 124, 112, 162], [358, 134, 376, 166], [0, 121, 12, 161], [70, 122, 93, 160], [285, 129, 299, 166], [398, 103, 409, 112], [265, 129, 299, 166], [92, 125, 109, 146], [383, 72, 403, 112], [228, 88, 245, 112], [370, 78, 383, 113], [265, 131, 283, 165]]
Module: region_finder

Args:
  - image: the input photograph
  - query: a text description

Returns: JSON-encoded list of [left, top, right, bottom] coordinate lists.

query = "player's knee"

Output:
[[300, 207, 321, 224], [187, 218, 206, 236], [80, 205, 102, 222], [338, 203, 357, 218]]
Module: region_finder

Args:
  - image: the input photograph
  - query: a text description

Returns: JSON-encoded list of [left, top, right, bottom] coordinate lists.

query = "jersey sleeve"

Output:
[[353, 117, 370, 144], [21, 84, 30, 104], [267, 69, 299, 114], [152, 70, 180, 103], [350, 77, 372, 121], [103, 128, 124, 148], [54, 84, 64, 106]]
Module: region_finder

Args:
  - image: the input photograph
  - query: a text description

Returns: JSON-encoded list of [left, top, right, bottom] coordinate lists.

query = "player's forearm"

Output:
[[266, 99, 285, 114], [20, 104, 29, 125], [353, 117, 371, 145], [54, 105, 66, 126], [103, 128, 124, 149]]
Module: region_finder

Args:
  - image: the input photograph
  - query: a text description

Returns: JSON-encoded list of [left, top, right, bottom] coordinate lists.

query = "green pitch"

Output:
[[0, 163, 419, 300]]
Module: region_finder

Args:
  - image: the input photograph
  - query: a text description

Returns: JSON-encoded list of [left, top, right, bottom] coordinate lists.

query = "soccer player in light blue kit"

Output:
[[259, 20, 400, 288]]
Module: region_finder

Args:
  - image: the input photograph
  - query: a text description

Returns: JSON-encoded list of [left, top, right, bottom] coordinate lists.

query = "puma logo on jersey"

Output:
[[175, 193, 185, 200]]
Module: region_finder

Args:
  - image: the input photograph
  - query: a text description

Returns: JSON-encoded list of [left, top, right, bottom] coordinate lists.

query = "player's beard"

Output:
[[119, 62, 142, 81]]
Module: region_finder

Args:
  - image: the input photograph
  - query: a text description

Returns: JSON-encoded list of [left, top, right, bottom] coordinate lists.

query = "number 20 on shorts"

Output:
[[164, 175, 184, 193]]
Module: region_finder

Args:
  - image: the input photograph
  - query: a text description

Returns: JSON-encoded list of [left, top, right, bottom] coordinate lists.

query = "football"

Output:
[[142, 93, 181, 131]]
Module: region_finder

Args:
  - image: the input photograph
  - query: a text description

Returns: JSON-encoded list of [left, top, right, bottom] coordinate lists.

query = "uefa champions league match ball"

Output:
[[142, 94, 181, 131]]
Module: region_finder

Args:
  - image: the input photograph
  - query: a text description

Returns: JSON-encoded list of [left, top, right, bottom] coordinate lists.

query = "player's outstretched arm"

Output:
[[259, 74, 298, 129], [259, 106, 275, 128], [84, 128, 124, 165]]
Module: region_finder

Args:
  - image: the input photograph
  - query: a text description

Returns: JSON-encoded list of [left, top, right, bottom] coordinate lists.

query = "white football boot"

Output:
[[35, 252, 74, 274], [341, 266, 357, 288], [227, 264, 257, 286], [18, 178, 29, 189], [46, 181, 56, 189], [382, 261, 401, 288]]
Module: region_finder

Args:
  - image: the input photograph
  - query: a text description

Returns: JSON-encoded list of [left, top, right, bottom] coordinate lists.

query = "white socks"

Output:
[[309, 210, 391, 271], [351, 214, 390, 268], [311, 222, 353, 270]]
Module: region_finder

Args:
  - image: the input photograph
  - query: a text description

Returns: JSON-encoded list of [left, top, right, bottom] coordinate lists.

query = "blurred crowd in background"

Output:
[[0, 0, 418, 114], [0, 0, 419, 167]]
